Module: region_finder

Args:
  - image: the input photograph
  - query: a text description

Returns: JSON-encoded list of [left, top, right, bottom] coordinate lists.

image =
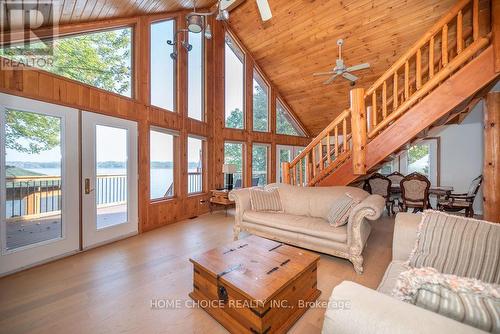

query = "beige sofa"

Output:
[[322, 213, 488, 334], [228, 183, 385, 274]]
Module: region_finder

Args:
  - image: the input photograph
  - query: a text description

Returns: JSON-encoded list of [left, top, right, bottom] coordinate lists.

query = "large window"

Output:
[[150, 128, 175, 200], [253, 70, 269, 132], [252, 144, 269, 186], [188, 32, 204, 121], [224, 34, 245, 129], [187, 136, 204, 194], [276, 99, 305, 136], [1, 27, 132, 97], [224, 142, 244, 188], [151, 20, 176, 111]]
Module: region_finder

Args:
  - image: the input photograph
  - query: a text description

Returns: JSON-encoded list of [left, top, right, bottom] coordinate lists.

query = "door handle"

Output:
[[84, 178, 94, 194]]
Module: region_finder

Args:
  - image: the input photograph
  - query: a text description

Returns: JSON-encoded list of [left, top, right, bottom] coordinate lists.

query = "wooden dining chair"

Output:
[[400, 172, 431, 213], [365, 173, 394, 215], [437, 175, 483, 217], [387, 171, 404, 210]]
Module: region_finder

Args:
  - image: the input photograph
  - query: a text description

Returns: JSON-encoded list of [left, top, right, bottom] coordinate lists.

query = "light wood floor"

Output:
[[0, 210, 395, 334]]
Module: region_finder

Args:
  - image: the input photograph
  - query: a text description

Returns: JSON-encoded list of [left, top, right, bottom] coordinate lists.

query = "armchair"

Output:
[[400, 172, 431, 212], [437, 175, 482, 217], [365, 173, 394, 215]]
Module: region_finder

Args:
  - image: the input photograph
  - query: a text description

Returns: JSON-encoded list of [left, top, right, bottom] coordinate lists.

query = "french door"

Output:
[[0, 94, 79, 275], [81, 112, 138, 249]]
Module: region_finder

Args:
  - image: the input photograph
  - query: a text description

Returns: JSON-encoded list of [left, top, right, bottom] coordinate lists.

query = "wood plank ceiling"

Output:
[[0, 0, 215, 28], [227, 0, 458, 135]]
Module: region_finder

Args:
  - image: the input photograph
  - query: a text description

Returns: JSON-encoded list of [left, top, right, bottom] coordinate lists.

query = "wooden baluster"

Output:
[[416, 48, 422, 89], [382, 81, 387, 119], [473, 0, 479, 41], [393, 71, 398, 111], [311, 145, 316, 177], [457, 10, 463, 54], [429, 36, 435, 78], [342, 117, 347, 152], [442, 24, 448, 67], [291, 165, 296, 185], [305, 154, 309, 183], [372, 91, 377, 128], [299, 159, 303, 186], [334, 125, 339, 158], [318, 139, 324, 171], [326, 132, 331, 164], [404, 60, 409, 100]]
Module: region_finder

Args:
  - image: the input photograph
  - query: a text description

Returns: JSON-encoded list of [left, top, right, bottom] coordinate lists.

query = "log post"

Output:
[[350, 88, 367, 175], [484, 92, 500, 223], [493, 0, 500, 72], [281, 162, 290, 184]]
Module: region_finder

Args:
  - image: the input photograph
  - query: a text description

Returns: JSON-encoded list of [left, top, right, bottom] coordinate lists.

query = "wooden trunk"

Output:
[[189, 235, 321, 334]]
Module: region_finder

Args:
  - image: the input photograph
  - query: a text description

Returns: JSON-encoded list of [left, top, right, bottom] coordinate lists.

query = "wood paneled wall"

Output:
[[0, 12, 310, 233]]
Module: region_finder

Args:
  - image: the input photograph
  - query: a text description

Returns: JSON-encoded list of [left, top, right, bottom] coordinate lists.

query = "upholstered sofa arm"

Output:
[[346, 194, 385, 273], [228, 188, 252, 239], [322, 281, 484, 334], [393, 212, 421, 261]]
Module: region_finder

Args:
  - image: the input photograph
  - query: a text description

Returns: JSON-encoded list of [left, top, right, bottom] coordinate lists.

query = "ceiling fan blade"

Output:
[[324, 74, 339, 85], [346, 63, 370, 72], [256, 0, 272, 21], [313, 71, 335, 76], [342, 72, 359, 82]]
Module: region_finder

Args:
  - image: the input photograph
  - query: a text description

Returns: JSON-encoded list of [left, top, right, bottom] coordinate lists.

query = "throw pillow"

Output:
[[408, 210, 500, 284], [393, 267, 500, 333], [250, 188, 283, 212], [326, 193, 359, 227]]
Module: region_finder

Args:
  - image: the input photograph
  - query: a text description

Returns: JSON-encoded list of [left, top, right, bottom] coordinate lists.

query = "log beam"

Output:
[[484, 92, 500, 222], [350, 88, 367, 175]]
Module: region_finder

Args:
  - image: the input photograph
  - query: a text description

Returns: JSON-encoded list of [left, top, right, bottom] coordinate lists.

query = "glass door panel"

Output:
[[82, 112, 137, 249], [0, 93, 79, 276]]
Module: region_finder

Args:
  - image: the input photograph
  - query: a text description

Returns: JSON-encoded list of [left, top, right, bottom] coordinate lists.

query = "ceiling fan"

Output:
[[217, 0, 272, 22], [313, 39, 370, 86]]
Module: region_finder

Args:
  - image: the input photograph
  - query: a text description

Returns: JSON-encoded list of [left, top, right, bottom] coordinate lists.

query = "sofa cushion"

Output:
[[327, 193, 359, 227], [392, 267, 500, 333], [265, 183, 368, 220], [249, 188, 283, 212], [242, 211, 347, 243], [377, 260, 410, 295], [408, 210, 500, 284]]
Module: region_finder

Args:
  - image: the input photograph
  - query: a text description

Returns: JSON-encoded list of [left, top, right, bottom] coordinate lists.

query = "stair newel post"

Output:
[[350, 88, 367, 175], [281, 162, 291, 184]]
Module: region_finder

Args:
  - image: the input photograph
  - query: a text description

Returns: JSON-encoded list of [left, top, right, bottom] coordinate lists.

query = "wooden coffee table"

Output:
[[189, 235, 321, 334]]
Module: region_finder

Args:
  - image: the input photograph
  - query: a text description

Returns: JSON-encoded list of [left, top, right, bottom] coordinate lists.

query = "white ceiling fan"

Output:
[[313, 39, 370, 86], [217, 0, 272, 22]]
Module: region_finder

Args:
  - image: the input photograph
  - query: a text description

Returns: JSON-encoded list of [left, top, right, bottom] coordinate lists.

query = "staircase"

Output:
[[281, 0, 499, 187]]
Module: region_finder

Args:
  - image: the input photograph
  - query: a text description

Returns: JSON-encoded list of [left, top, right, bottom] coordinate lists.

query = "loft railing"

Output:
[[364, 0, 490, 139], [281, 0, 492, 186]]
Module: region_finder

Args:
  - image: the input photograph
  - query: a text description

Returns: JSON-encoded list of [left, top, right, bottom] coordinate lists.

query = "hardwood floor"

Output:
[[0, 210, 395, 334]]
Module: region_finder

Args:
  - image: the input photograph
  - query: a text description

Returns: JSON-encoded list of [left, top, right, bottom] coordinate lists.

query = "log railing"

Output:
[[364, 0, 490, 139], [282, 109, 352, 186], [282, 0, 492, 186]]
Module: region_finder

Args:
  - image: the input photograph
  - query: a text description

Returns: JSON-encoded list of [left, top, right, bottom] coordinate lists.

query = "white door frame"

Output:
[[81, 111, 138, 249], [0, 93, 79, 276]]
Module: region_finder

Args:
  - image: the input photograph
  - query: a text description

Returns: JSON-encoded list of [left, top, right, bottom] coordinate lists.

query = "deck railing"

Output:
[[187, 172, 203, 194], [6, 174, 128, 220]]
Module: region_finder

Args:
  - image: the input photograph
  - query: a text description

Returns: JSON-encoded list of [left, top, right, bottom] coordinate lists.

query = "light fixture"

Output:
[[216, 9, 229, 21], [187, 14, 204, 33], [204, 24, 212, 39]]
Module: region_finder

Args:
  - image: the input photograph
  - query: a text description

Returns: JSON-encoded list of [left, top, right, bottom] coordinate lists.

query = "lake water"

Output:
[[6, 168, 175, 217]]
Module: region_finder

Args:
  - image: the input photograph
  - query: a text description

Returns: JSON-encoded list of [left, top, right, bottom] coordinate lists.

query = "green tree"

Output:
[[277, 104, 300, 136], [253, 84, 268, 131], [1, 28, 131, 95], [5, 109, 60, 154]]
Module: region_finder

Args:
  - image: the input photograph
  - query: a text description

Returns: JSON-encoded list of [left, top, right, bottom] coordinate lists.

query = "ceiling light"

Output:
[[204, 24, 212, 39], [187, 14, 203, 33], [216, 9, 229, 21]]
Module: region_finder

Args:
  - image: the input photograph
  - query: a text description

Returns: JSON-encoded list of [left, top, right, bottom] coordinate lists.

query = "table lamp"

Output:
[[222, 164, 237, 190]]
